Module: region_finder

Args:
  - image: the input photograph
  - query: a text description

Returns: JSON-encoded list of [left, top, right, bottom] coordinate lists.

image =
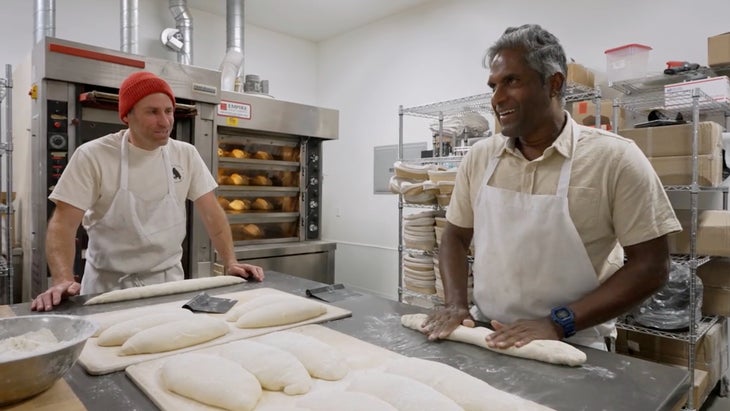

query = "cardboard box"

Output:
[[648, 150, 723, 187], [571, 99, 625, 131], [669, 368, 710, 411], [669, 209, 730, 256], [617, 318, 728, 392], [697, 258, 730, 316], [708, 32, 730, 67], [567, 63, 595, 88], [618, 121, 723, 158], [664, 76, 730, 109]]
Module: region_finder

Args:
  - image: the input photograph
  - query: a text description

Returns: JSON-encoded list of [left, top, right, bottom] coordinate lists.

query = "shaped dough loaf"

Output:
[[120, 316, 229, 355], [400, 313, 586, 366], [160, 353, 261, 411], [235, 299, 326, 328], [385, 357, 555, 411], [91, 308, 154, 337], [297, 390, 398, 411], [84, 276, 245, 305], [256, 331, 348, 380], [220, 340, 312, 395], [346, 371, 462, 411], [226, 294, 294, 322], [97, 311, 193, 346]]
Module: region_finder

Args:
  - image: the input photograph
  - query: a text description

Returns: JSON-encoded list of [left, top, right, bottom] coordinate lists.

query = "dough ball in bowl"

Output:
[[0, 315, 98, 405]]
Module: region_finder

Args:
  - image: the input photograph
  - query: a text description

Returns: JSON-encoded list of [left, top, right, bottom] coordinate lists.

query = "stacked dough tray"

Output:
[[402, 210, 437, 295]]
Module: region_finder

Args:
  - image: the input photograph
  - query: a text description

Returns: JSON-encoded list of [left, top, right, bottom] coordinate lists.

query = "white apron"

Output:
[[81, 131, 186, 294], [470, 120, 614, 350]]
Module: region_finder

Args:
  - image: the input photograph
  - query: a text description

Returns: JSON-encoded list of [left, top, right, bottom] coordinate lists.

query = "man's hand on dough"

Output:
[[30, 280, 81, 312], [422, 304, 470, 341], [226, 262, 265, 282], [485, 317, 561, 349]]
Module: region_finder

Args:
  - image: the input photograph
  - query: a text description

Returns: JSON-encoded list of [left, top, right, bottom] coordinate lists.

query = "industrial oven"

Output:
[[15, 38, 338, 301], [213, 91, 338, 284]]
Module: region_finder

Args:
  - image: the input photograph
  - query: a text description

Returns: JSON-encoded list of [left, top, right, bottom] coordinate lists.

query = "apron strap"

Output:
[[555, 120, 580, 198], [120, 131, 130, 190], [120, 131, 177, 200]]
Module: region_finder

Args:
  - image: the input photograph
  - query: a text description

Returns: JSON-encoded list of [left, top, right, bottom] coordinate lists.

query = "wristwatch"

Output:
[[550, 306, 576, 338]]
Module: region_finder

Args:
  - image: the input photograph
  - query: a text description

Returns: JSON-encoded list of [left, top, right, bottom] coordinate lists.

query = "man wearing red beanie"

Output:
[[32, 71, 264, 311]]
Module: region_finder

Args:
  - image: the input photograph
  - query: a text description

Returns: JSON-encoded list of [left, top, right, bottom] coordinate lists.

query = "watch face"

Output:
[[556, 309, 570, 319]]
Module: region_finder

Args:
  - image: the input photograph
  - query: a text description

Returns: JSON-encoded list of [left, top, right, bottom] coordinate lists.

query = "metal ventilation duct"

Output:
[[33, 0, 55, 43], [169, 0, 193, 65], [121, 0, 139, 54], [220, 0, 245, 91]]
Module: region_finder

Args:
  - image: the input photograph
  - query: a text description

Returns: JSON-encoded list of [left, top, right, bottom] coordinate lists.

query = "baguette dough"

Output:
[[120, 316, 229, 355], [91, 308, 153, 337], [84, 276, 245, 305], [220, 340, 312, 395], [256, 331, 348, 380], [385, 357, 555, 411], [347, 371, 462, 411], [160, 353, 261, 411], [235, 299, 326, 328], [400, 313, 586, 366], [97, 311, 193, 346], [225, 294, 294, 322], [297, 390, 398, 411]]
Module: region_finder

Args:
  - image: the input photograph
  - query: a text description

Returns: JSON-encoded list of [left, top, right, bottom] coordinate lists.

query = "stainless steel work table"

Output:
[[8, 271, 689, 411]]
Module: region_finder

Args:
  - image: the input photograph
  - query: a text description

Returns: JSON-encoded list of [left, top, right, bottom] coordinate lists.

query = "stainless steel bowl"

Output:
[[0, 315, 98, 405]]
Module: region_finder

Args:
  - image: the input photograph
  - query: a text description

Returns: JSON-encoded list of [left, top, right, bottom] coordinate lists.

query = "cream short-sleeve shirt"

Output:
[[446, 114, 681, 282], [49, 130, 217, 230]]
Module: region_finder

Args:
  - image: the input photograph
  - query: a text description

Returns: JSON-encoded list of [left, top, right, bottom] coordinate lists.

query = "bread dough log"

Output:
[[120, 316, 229, 355], [97, 311, 193, 346], [256, 331, 348, 380], [235, 299, 326, 328], [91, 308, 153, 337], [225, 294, 294, 322], [256, 407, 311, 411], [385, 357, 555, 411], [220, 340, 312, 395], [84, 276, 245, 305], [160, 353, 261, 411], [297, 390, 398, 411], [400, 313, 586, 366], [346, 371, 463, 411]]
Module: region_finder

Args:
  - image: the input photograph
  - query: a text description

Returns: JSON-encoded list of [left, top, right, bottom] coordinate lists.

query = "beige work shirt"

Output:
[[446, 113, 681, 282]]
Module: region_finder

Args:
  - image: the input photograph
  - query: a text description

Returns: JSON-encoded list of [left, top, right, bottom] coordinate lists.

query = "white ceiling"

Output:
[[186, 0, 434, 42]]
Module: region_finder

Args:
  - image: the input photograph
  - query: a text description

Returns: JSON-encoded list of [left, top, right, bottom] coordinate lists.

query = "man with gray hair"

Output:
[[420, 24, 680, 350]]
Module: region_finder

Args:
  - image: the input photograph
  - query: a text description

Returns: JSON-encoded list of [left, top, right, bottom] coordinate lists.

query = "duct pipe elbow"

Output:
[[220, 49, 244, 91], [169, 0, 193, 65]]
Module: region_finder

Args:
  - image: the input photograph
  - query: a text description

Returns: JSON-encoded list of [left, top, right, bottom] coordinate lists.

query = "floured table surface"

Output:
[[126, 324, 405, 410], [78, 288, 351, 375]]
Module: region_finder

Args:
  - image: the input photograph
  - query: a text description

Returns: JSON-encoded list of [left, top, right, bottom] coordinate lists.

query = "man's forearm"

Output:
[[207, 209, 237, 266], [45, 220, 78, 284]]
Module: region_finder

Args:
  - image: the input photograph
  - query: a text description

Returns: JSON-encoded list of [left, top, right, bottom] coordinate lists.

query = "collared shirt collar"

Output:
[[498, 110, 575, 160]]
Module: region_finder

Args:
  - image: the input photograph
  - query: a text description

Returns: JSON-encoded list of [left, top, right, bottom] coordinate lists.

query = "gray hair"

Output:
[[483, 24, 567, 106]]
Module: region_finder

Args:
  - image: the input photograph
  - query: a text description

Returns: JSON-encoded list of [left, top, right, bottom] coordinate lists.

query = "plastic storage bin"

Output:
[[604, 43, 652, 83]]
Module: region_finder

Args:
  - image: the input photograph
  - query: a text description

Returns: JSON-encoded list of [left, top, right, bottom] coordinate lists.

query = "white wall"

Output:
[[317, 0, 730, 300]]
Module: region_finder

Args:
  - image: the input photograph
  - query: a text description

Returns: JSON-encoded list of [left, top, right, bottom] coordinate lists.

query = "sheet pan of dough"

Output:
[[78, 288, 352, 375], [125, 324, 403, 411]]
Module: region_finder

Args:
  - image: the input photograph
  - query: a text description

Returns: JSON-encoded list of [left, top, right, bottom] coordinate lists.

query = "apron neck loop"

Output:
[[120, 131, 177, 198]]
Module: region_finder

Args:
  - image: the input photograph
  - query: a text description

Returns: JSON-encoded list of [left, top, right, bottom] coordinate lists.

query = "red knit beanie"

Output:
[[118, 71, 176, 123]]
